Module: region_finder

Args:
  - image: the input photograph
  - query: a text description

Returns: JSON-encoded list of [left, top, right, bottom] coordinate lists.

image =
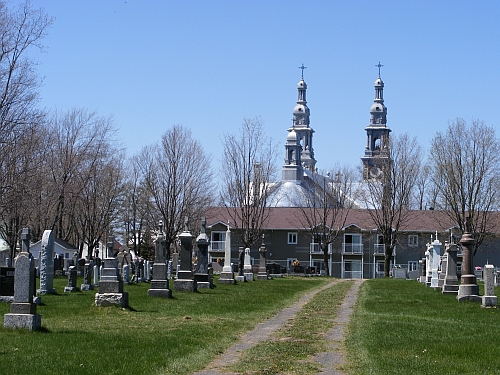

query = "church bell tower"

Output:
[[361, 62, 391, 180]]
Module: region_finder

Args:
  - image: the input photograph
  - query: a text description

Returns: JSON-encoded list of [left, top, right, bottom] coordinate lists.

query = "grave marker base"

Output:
[[4, 313, 41, 331]]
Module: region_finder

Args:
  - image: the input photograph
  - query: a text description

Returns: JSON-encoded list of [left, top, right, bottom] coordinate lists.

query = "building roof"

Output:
[[206, 207, 500, 234]]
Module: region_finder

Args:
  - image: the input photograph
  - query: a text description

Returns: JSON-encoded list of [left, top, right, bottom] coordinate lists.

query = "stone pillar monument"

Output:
[[258, 235, 268, 280], [457, 218, 480, 302], [430, 233, 441, 288], [148, 220, 172, 298], [95, 236, 129, 307], [219, 223, 235, 284], [37, 230, 56, 295], [4, 228, 42, 331], [442, 242, 459, 295], [194, 217, 212, 289], [174, 217, 197, 292], [419, 258, 426, 283]]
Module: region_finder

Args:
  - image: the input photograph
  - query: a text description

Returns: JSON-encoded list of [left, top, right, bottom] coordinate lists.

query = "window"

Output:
[[288, 232, 298, 244], [344, 233, 362, 253], [408, 261, 418, 272], [210, 231, 226, 251], [408, 235, 418, 247]]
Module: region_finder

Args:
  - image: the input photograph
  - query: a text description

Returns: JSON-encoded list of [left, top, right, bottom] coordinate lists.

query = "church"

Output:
[[206, 66, 500, 278]]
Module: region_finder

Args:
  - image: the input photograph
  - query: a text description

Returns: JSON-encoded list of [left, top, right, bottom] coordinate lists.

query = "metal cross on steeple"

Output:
[[298, 63, 307, 78], [375, 61, 384, 77]]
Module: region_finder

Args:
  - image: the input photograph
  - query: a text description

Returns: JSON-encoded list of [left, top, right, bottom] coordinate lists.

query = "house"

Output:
[[206, 207, 500, 279], [30, 237, 79, 270]]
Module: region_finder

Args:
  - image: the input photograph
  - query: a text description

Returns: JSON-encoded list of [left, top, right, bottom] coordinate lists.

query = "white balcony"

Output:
[[342, 243, 363, 254], [310, 243, 332, 254], [374, 244, 385, 254], [209, 241, 226, 252]]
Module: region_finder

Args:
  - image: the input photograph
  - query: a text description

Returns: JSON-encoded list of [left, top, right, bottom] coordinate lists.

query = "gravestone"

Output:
[[442, 243, 459, 295], [235, 247, 246, 282], [77, 258, 86, 276], [80, 261, 94, 290], [93, 264, 99, 286], [37, 230, 56, 295], [430, 234, 441, 288], [148, 221, 172, 298], [123, 264, 131, 285], [457, 218, 481, 302], [419, 258, 426, 283], [258, 236, 269, 280], [481, 264, 498, 308], [438, 254, 447, 288], [144, 260, 151, 281], [95, 236, 129, 307], [0, 266, 15, 301], [243, 248, 254, 281], [4, 228, 42, 331], [425, 243, 432, 287], [174, 218, 197, 292], [194, 217, 212, 289], [219, 223, 235, 284], [167, 260, 173, 279], [64, 266, 79, 292], [393, 267, 407, 279]]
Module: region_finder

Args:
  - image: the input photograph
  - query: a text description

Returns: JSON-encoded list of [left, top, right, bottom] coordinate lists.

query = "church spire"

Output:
[[361, 63, 391, 180], [289, 66, 316, 172]]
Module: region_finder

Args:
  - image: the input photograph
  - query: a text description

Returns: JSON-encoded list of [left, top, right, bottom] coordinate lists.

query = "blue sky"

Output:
[[20, 0, 500, 176]]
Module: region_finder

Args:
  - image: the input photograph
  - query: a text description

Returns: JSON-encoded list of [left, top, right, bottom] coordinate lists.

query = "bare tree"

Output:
[[139, 124, 214, 259], [120, 154, 155, 257], [429, 118, 500, 255], [0, 1, 52, 255], [296, 165, 357, 276], [360, 133, 422, 277], [75, 149, 125, 258], [220, 117, 278, 249]]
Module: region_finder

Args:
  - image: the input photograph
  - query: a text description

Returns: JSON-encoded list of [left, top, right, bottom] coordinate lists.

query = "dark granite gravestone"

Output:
[[174, 217, 197, 292], [95, 236, 128, 307], [258, 236, 269, 280], [4, 228, 42, 330], [442, 243, 459, 295], [148, 221, 172, 298], [194, 217, 212, 289], [64, 266, 79, 292], [0, 267, 15, 297]]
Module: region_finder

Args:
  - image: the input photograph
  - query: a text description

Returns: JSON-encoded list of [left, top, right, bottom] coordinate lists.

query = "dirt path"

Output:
[[192, 279, 363, 375]]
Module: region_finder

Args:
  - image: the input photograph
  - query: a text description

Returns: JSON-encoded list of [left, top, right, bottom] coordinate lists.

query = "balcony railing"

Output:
[[342, 243, 363, 254], [310, 243, 332, 254], [209, 241, 226, 251], [373, 244, 385, 254], [373, 244, 396, 256]]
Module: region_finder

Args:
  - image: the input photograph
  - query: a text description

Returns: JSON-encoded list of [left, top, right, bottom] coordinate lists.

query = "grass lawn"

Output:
[[0, 275, 331, 375], [345, 278, 500, 375]]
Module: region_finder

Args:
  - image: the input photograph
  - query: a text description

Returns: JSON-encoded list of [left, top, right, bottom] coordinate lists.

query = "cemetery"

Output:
[[1, 221, 500, 374]]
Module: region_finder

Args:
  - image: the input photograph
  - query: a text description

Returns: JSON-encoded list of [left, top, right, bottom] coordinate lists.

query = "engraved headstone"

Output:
[[442, 243, 459, 295], [194, 217, 212, 289], [81, 261, 94, 290], [4, 228, 42, 330], [148, 221, 172, 298], [64, 266, 79, 292], [258, 236, 269, 280], [457, 218, 481, 302], [481, 264, 498, 307], [95, 236, 129, 307], [174, 217, 197, 291]]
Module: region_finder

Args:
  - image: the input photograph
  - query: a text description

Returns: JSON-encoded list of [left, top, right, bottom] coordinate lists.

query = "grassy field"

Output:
[[0, 275, 331, 375], [345, 278, 500, 375]]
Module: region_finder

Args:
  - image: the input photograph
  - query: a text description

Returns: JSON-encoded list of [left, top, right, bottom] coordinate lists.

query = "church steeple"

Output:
[[289, 65, 316, 173], [361, 62, 391, 180]]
